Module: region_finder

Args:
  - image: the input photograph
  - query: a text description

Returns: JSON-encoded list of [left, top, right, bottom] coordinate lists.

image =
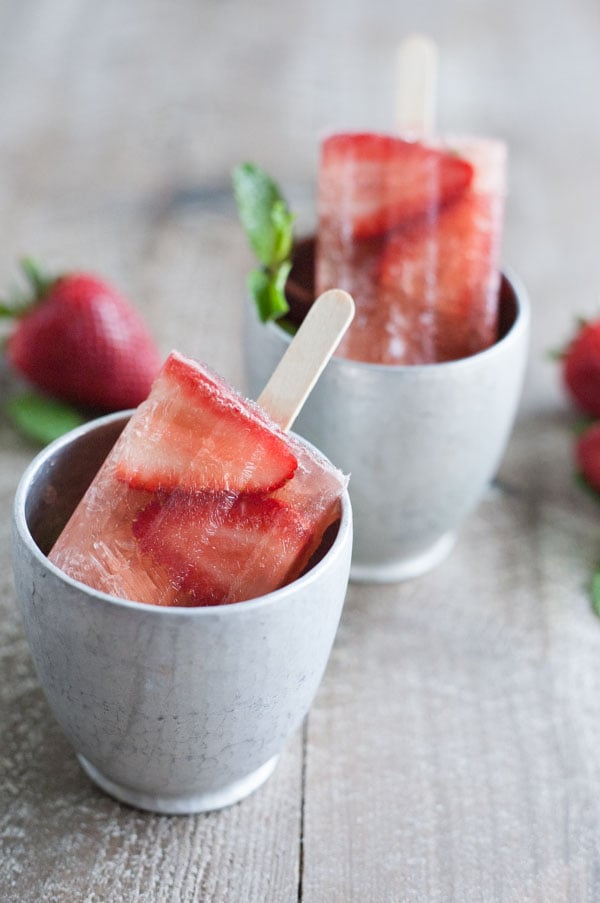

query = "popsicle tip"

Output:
[[312, 288, 355, 327], [257, 288, 355, 432], [395, 33, 438, 139]]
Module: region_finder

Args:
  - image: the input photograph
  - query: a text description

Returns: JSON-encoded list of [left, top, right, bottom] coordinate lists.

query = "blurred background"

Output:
[[1, 0, 598, 412]]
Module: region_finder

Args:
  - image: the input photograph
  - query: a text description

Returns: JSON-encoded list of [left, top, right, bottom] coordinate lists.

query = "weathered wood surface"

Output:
[[1, 0, 600, 900]]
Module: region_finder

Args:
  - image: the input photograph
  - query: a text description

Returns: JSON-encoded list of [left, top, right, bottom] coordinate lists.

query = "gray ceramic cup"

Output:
[[12, 411, 352, 814], [245, 238, 529, 583]]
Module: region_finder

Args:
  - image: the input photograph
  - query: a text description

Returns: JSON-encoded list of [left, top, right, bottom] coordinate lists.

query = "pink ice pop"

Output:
[[49, 350, 348, 607], [316, 131, 506, 365]]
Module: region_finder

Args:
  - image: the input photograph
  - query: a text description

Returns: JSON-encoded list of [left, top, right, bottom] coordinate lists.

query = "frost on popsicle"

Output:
[[49, 351, 347, 607], [316, 132, 506, 365]]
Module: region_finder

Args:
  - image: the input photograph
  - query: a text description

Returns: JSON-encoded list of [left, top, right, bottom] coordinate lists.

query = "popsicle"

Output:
[[49, 291, 354, 607], [316, 39, 506, 365]]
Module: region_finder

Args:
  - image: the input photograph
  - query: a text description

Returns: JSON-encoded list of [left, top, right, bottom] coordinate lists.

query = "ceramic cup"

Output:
[[244, 238, 529, 583], [12, 411, 352, 814]]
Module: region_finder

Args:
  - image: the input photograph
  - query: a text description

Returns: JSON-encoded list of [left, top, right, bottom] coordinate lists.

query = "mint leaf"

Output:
[[232, 162, 295, 322], [248, 265, 290, 323], [233, 163, 289, 265], [5, 392, 85, 446], [270, 200, 295, 264], [247, 268, 273, 322]]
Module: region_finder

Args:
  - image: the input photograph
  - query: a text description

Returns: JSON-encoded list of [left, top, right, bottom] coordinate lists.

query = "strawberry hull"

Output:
[[317, 133, 506, 365], [49, 352, 347, 607]]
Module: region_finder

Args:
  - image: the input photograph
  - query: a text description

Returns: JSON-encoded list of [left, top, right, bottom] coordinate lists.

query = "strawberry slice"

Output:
[[115, 351, 298, 494], [378, 178, 503, 362], [132, 491, 315, 606], [318, 133, 473, 241]]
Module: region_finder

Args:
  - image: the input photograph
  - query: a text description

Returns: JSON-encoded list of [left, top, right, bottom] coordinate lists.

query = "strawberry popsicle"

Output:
[[49, 351, 347, 607], [316, 132, 506, 364]]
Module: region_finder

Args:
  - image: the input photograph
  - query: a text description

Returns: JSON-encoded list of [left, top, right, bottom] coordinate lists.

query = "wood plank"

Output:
[[302, 467, 600, 901]]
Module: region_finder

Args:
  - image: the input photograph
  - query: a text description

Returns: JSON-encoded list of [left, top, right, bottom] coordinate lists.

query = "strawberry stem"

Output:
[[20, 257, 54, 299], [0, 258, 56, 318]]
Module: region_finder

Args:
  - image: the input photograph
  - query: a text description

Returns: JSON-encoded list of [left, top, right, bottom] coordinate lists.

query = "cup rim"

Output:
[[13, 410, 352, 617], [264, 266, 530, 377]]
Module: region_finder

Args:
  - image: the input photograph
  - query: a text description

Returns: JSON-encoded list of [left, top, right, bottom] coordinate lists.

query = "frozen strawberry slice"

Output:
[[132, 491, 315, 606], [319, 133, 473, 241], [378, 139, 505, 361], [115, 351, 297, 494]]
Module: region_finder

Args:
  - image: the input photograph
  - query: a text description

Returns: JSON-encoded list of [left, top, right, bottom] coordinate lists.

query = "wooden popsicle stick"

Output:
[[257, 289, 355, 432], [395, 34, 438, 139]]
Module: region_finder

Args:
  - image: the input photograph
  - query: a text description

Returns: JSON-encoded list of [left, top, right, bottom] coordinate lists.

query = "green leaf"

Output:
[[575, 471, 600, 501], [574, 417, 596, 437], [232, 162, 295, 267], [270, 200, 295, 264], [0, 282, 31, 318], [247, 261, 291, 323], [0, 301, 15, 317], [20, 257, 53, 298], [233, 163, 283, 266], [592, 569, 600, 617], [276, 317, 298, 336], [233, 162, 296, 322], [5, 392, 85, 446], [247, 268, 273, 323]]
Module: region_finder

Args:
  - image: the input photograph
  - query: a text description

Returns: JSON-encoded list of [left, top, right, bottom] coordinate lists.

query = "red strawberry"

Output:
[[114, 350, 298, 494], [318, 133, 473, 241], [575, 421, 600, 493], [132, 490, 314, 606], [4, 260, 160, 411], [562, 319, 600, 418]]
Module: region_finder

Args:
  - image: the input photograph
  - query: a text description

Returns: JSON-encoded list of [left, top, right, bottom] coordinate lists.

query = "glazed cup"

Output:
[[244, 238, 529, 582], [12, 411, 352, 814]]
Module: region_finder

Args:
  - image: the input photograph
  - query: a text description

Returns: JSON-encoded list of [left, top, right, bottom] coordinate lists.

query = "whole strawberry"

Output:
[[562, 318, 600, 417], [2, 260, 161, 411]]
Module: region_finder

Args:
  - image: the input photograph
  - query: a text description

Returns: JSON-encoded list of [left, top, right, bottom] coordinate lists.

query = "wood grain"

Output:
[[1, 0, 600, 900]]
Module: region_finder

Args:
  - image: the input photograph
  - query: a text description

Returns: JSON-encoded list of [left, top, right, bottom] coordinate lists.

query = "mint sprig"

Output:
[[5, 392, 85, 446], [232, 162, 295, 322]]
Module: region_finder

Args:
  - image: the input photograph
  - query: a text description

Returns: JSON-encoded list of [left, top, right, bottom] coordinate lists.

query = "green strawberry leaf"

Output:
[[592, 568, 600, 617], [20, 257, 54, 298], [232, 162, 295, 322], [575, 471, 600, 501], [5, 392, 85, 446], [573, 417, 596, 437], [0, 260, 53, 318], [0, 283, 31, 318]]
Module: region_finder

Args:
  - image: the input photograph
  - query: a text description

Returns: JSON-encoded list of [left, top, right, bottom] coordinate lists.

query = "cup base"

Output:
[[77, 753, 280, 815], [350, 532, 456, 584]]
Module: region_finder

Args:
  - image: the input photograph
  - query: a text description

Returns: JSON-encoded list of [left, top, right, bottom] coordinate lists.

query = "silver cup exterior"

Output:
[[245, 269, 529, 583], [12, 412, 352, 814]]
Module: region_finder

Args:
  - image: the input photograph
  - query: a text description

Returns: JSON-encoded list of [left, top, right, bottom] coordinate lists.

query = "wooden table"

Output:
[[2, 1, 600, 900]]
